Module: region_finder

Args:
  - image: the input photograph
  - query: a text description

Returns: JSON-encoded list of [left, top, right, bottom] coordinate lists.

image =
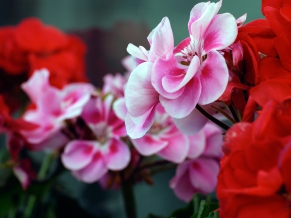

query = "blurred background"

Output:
[[0, 1, 262, 217]]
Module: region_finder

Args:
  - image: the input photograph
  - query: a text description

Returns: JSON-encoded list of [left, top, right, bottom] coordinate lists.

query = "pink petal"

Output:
[[169, 161, 196, 202], [187, 130, 206, 159], [189, 158, 219, 194], [188, 2, 210, 34], [162, 56, 200, 93], [102, 94, 114, 122], [203, 13, 238, 54], [147, 17, 174, 62], [62, 140, 95, 170], [81, 97, 100, 124], [60, 83, 94, 119], [152, 55, 185, 99], [160, 77, 201, 119], [202, 123, 223, 158], [21, 111, 63, 144], [198, 50, 229, 105], [38, 87, 62, 116], [21, 68, 50, 103], [113, 98, 127, 121], [127, 43, 148, 61], [190, 1, 222, 50], [125, 107, 156, 139], [158, 133, 189, 163], [103, 138, 131, 170], [173, 108, 208, 135], [132, 135, 168, 156], [73, 152, 108, 183], [125, 62, 159, 117]]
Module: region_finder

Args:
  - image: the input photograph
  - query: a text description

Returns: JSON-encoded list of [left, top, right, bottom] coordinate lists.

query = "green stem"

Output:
[[121, 182, 137, 218], [38, 153, 54, 180], [23, 195, 36, 218]]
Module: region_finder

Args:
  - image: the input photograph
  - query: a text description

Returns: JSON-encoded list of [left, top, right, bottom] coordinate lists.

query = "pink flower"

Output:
[[102, 73, 127, 98], [61, 94, 130, 183], [124, 17, 174, 139], [152, 0, 237, 119], [170, 122, 223, 202], [131, 104, 189, 163], [20, 69, 94, 146]]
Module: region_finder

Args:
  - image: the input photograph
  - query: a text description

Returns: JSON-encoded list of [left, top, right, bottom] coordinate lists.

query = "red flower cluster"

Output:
[[217, 0, 291, 216], [0, 18, 88, 111], [217, 99, 291, 217]]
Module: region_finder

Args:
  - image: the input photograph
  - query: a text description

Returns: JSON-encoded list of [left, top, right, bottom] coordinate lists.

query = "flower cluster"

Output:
[[2, 0, 291, 217]]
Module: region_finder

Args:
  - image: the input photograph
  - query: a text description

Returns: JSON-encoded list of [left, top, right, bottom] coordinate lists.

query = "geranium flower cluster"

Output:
[[0, 18, 87, 112], [2, 0, 291, 217]]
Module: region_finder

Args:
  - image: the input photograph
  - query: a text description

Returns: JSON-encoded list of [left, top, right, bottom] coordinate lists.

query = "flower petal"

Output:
[[173, 108, 208, 135], [125, 106, 156, 139], [62, 140, 95, 170], [72, 152, 108, 183], [198, 50, 229, 105], [132, 135, 168, 156], [152, 55, 185, 99], [189, 158, 219, 194], [203, 13, 238, 54], [187, 130, 206, 159], [160, 77, 201, 119], [158, 133, 189, 163], [103, 138, 131, 170], [162, 56, 200, 93], [125, 62, 159, 117], [147, 17, 174, 62]]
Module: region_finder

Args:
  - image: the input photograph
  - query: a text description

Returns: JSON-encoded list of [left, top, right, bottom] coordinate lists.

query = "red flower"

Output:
[[217, 99, 291, 217]]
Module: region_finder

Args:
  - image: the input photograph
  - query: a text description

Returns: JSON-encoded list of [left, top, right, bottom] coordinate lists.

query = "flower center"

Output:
[[92, 122, 112, 145], [175, 40, 198, 66]]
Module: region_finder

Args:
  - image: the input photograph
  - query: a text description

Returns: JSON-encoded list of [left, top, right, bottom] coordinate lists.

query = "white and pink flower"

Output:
[[124, 0, 238, 138], [61, 94, 130, 183], [152, 0, 237, 119], [20, 68, 94, 148]]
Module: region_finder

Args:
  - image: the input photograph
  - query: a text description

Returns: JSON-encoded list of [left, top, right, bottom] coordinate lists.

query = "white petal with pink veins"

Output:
[[190, 1, 221, 52], [198, 50, 229, 105], [132, 135, 168, 156], [148, 17, 174, 62], [103, 138, 130, 170], [125, 108, 156, 139], [62, 140, 95, 170], [127, 43, 148, 61], [113, 98, 127, 121], [21, 68, 50, 103], [203, 13, 237, 54], [73, 152, 108, 183], [125, 62, 159, 117]]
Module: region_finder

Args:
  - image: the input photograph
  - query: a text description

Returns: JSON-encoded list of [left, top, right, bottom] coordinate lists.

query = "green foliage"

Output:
[[145, 194, 219, 218]]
